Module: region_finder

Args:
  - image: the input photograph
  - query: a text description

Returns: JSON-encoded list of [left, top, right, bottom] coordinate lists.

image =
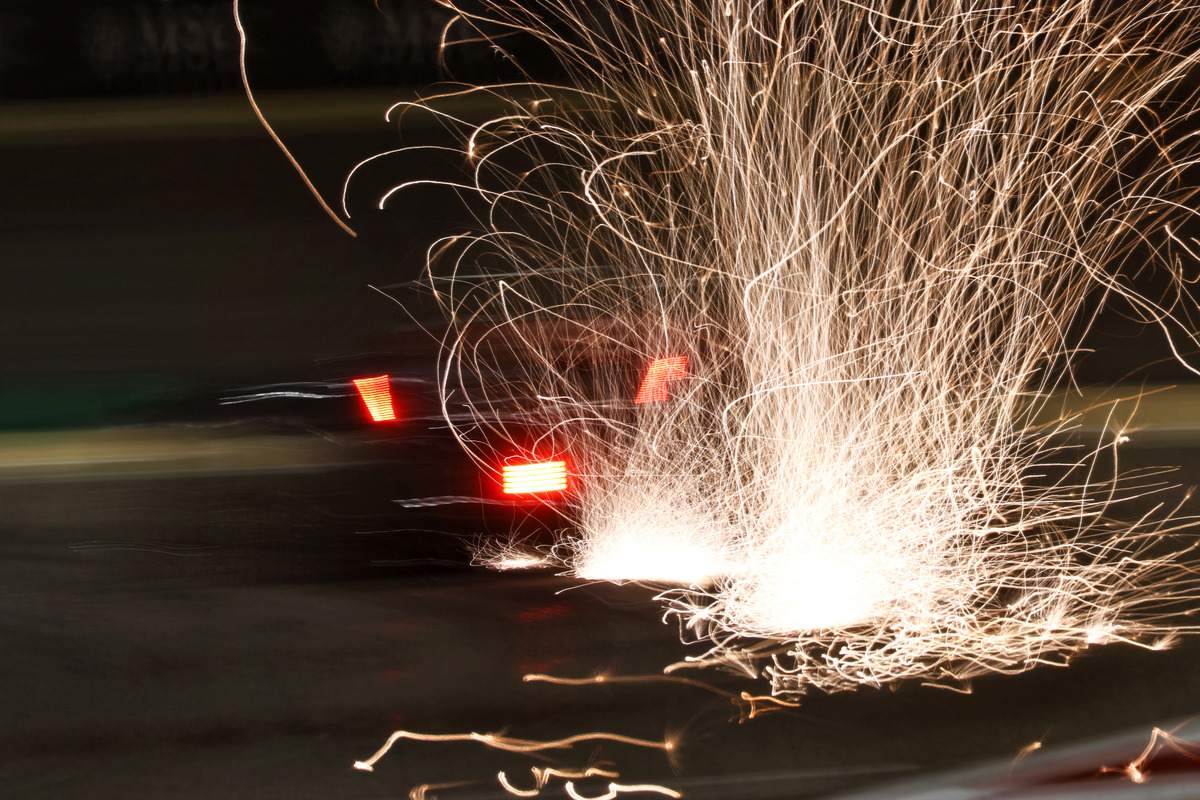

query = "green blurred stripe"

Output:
[[0, 375, 180, 431]]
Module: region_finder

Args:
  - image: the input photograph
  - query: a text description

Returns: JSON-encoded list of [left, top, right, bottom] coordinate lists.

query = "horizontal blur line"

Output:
[[0, 383, 1197, 482], [0, 428, 368, 483], [0, 460, 391, 485], [0, 87, 531, 146], [0, 89, 423, 145], [1036, 383, 1200, 447], [379, 264, 626, 288], [1073, 425, 1200, 445]]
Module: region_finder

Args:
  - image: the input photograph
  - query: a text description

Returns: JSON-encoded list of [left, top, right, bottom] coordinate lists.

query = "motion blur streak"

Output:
[[523, 671, 738, 696], [524, 671, 801, 721], [232, 0, 357, 238], [408, 780, 476, 800], [354, 728, 676, 796], [364, 0, 1200, 696]]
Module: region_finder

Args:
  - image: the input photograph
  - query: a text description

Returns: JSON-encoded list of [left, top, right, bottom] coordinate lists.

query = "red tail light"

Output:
[[634, 356, 688, 404], [502, 460, 568, 494], [352, 375, 397, 422]]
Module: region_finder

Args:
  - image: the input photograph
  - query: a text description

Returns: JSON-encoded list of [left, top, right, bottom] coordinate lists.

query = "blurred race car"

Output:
[[178, 320, 690, 544]]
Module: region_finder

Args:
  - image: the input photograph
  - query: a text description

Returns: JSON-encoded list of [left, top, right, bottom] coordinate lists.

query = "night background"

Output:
[[4, 2, 1200, 798]]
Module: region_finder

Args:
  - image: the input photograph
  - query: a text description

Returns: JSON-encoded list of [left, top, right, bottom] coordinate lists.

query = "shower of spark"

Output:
[[366, 0, 1200, 695]]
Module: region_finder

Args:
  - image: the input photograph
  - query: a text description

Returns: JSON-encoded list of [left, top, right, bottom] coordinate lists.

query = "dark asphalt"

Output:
[[1, 443, 1200, 799]]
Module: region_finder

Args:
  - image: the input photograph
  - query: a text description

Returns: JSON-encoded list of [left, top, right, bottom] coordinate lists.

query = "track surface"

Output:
[[4, 449, 1200, 799]]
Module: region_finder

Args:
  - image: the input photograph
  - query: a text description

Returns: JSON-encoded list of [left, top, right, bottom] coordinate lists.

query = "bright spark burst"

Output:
[[367, 1, 1200, 696]]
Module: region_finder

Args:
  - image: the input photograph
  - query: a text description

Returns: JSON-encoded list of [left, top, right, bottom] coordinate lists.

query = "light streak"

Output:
[[367, 1, 1200, 695], [1099, 724, 1200, 783], [353, 729, 674, 773], [498, 766, 621, 796], [220, 391, 336, 403], [232, 0, 356, 238], [1009, 740, 1043, 774], [731, 691, 801, 723], [525, 670, 800, 722], [524, 671, 736, 695]]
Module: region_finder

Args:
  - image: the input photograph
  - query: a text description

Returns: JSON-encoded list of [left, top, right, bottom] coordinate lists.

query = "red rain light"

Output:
[[352, 375, 397, 422], [634, 355, 688, 404], [502, 460, 568, 494]]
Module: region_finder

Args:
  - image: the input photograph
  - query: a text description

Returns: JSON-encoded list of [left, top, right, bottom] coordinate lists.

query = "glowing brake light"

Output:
[[502, 461, 568, 494], [352, 375, 397, 422], [634, 355, 688, 404]]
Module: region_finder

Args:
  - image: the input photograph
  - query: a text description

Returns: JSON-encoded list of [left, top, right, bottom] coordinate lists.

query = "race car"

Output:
[[178, 321, 692, 546]]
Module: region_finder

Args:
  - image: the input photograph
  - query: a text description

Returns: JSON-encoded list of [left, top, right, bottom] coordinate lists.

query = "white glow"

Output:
[[572, 492, 732, 585]]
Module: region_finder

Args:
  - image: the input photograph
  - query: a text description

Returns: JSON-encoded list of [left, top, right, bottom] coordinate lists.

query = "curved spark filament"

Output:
[[497, 774, 541, 798], [353, 730, 673, 773], [732, 691, 801, 723], [564, 782, 682, 800], [524, 671, 738, 696], [488, 554, 552, 570], [232, 0, 356, 238], [498, 766, 622, 796]]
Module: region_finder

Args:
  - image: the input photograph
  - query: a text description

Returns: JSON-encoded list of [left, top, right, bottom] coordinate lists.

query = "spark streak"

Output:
[[498, 766, 620, 796], [232, 0, 356, 238], [524, 670, 800, 723], [374, 0, 1200, 695], [352, 730, 674, 773], [524, 671, 736, 694], [1099, 724, 1200, 783]]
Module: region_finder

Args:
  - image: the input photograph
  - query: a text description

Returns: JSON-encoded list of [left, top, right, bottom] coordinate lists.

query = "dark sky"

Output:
[[0, 0, 543, 100]]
